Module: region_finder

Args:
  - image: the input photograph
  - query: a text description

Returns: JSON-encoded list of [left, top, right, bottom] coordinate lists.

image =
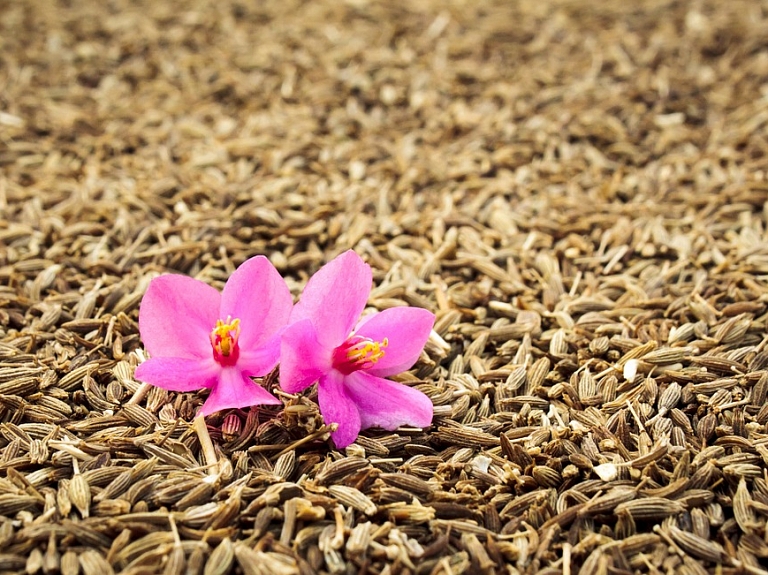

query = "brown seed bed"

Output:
[[2, 0, 768, 573]]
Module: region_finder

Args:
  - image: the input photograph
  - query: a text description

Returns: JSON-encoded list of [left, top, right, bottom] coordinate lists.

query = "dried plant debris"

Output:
[[2, 0, 768, 572]]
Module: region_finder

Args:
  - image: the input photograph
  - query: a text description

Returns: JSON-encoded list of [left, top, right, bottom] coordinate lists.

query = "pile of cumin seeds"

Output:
[[2, 0, 768, 573]]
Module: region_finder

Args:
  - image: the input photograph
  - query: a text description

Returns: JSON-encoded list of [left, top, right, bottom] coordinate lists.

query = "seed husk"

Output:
[[5, 2, 768, 572]]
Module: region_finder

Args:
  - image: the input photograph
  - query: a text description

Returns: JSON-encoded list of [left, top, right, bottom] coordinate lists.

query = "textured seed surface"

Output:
[[2, 0, 768, 572]]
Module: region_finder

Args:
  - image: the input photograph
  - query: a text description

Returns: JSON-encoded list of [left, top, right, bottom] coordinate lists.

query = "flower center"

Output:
[[210, 316, 241, 364], [333, 335, 388, 375]]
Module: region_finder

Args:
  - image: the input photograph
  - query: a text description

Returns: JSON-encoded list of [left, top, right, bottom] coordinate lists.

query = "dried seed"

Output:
[[667, 525, 725, 563], [0, 493, 40, 515], [175, 483, 214, 511], [205, 491, 241, 530], [79, 550, 114, 575], [273, 451, 296, 480], [532, 466, 562, 488], [527, 357, 551, 392], [94, 498, 132, 516], [642, 347, 689, 365], [94, 458, 157, 502], [315, 457, 369, 485], [119, 404, 159, 428], [733, 477, 758, 533], [163, 546, 186, 575], [186, 545, 205, 575], [204, 538, 234, 575], [233, 544, 297, 575], [614, 498, 685, 520], [61, 550, 79, 575], [578, 488, 636, 516], [690, 508, 709, 540], [69, 474, 91, 518], [752, 371, 768, 406], [379, 473, 435, 498], [658, 382, 681, 413], [589, 336, 610, 355], [327, 485, 376, 516]]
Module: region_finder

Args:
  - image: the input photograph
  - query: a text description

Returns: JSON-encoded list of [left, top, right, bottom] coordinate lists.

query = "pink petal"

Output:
[[317, 371, 361, 449], [198, 367, 281, 417], [279, 319, 332, 394], [237, 333, 281, 377], [138, 274, 220, 358], [290, 250, 372, 348], [220, 256, 293, 350], [134, 356, 219, 392], [344, 371, 433, 431], [354, 307, 435, 377]]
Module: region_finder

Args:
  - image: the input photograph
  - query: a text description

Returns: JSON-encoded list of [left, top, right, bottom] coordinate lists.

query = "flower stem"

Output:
[[193, 416, 219, 481], [126, 382, 152, 406]]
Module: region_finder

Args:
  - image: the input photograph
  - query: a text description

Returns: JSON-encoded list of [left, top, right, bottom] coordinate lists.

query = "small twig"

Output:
[[247, 423, 338, 460], [625, 399, 646, 433], [156, 417, 179, 447], [331, 506, 345, 548], [126, 382, 152, 406], [193, 416, 219, 482], [271, 423, 338, 461]]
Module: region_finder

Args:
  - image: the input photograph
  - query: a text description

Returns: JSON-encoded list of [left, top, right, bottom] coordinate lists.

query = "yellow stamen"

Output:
[[210, 316, 240, 357], [346, 337, 388, 364]]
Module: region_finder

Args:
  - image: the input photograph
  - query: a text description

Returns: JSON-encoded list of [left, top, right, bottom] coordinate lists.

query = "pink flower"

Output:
[[135, 256, 292, 417], [280, 250, 434, 448]]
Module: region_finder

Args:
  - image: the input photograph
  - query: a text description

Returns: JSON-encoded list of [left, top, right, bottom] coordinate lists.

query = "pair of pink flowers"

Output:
[[134, 251, 434, 448]]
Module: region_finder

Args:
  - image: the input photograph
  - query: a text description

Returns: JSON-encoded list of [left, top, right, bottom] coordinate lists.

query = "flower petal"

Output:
[[344, 371, 433, 431], [198, 367, 281, 417], [138, 274, 220, 358], [220, 256, 293, 350], [290, 250, 372, 348], [317, 371, 361, 449], [279, 319, 331, 394], [237, 333, 281, 377], [134, 356, 219, 392], [354, 307, 435, 377]]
